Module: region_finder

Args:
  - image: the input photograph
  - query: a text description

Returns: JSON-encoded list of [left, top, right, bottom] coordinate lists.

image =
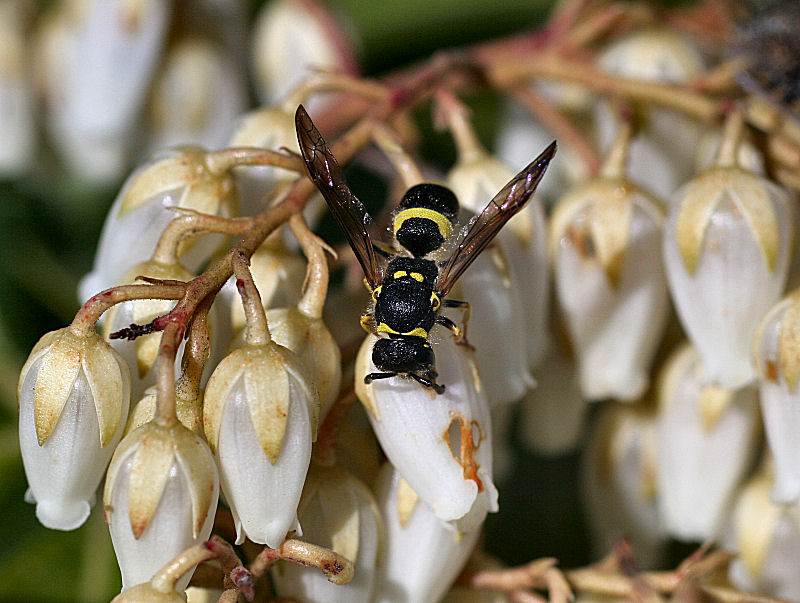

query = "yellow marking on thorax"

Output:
[[371, 285, 382, 302], [394, 207, 452, 240], [376, 323, 428, 338], [393, 270, 407, 279], [431, 292, 441, 310], [392, 270, 426, 282]]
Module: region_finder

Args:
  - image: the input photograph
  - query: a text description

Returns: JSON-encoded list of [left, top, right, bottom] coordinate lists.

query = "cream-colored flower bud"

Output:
[[726, 464, 800, 601], [103, 260, 195, 400], [251, 0, 357, 106], [753, 288, 800, 503], [147, 38, 247, 154], [373, 463, 480, 603], [41, 0, 171, 182], [203, 340, 319, 547], [271, 465, 382, 603], [78, 147, 239, 303], [104, 421, 219, 591], [357, 335, 498, 531], [112, 583, 186, 603], [0, 0, 35, 176], [655, 343, 760, 541], [582, 402, 666, 569], [221, 238, 305, 334], [447, 151, 550, 371], [519, 343, 587, 456], [19, 326, 131, 530], [664, 166, 793, 388], [550, 177, 668, 401], [595, 29, 705, 192], [267, 306, 341, 419], [125, 386, 203, 436]]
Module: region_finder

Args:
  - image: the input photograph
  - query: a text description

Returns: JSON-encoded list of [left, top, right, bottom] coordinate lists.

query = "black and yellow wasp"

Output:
[[295, 105, 555, 394]]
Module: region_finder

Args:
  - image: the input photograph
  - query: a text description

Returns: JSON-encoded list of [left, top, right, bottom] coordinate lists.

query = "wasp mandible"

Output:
[[295, 105, 555, 394]]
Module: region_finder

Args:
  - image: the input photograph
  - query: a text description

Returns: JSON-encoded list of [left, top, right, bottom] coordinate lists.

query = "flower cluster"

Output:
[[14, 1, 800, 602]]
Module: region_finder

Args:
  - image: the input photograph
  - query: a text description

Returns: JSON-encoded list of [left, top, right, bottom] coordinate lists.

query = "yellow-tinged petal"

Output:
[[778, 298, 800, 392], [736, 473, 782, 580], [33, 330, 83, 445], [675, 171, 727, 274], [396, 477, 419, 528], [83, 336, 127, 446], [175, 173, 238, 258], [128, 425, 174, 539], [18, 329, 64, 406], [587, 181, 633, 287], [173, 427, 218, 538], [119, 153, 199, 215], [315, 467, 361, 563], [355, 337, 379, 420], [728, 172, 779, 272], [203, 351, 245, 454], [698, 385, 732, 432], [244, 346, 289, 464]]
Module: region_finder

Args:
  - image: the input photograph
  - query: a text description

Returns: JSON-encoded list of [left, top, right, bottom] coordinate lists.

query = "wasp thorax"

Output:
[[393, 183, 458, 257]]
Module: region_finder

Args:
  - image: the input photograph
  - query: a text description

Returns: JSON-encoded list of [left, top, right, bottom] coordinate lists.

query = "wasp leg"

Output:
[[437, 315, 462, 338], [441, 299, 474, 350], [360, 313, 379, 336], [364, 371, 397, 384], [409, 373, 446, 395]]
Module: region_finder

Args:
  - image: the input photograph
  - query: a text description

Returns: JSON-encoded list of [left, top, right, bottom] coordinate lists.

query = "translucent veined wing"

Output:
[[435, 141, 556, 297], [295, 104, 384, 288]]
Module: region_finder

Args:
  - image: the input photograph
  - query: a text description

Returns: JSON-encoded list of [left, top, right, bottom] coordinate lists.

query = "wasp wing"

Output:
[[295, 105, 384, 288], [435, 141, 556, 297]]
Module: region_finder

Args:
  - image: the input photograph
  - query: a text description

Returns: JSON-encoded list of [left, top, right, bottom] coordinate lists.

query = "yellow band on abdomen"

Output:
[[393, 207, 452, 240]]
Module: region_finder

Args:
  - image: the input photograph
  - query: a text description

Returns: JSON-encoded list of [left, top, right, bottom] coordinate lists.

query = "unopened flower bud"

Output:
[[550, 177, 668, 401], [753, 288, 800, 503], [271, 465, 382, 603], [147, 38, 247, 154], [374, 463, 480, 603], [79, 147, 239, 303], [104, 421, 219, 591], [726, 464, 800, 601], [447, 151, 550, 372], [203, 340, 318, 547], [267, 306, 342, 419], [19, 326, 131, 530], [664, 165, 793, 388], [251, 0, 357, 106], [582, 402, 666, 569], [357, 335, 498, 531], [655, 343, 760, 541]]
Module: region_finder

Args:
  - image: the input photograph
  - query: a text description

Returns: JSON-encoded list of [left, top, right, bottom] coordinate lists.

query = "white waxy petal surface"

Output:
[[656, 345, 760, 541], [555, 205, 668, 401], [357, 336, 498, 529], [664, 186, 793, 388], [108, 445, 217, 591], [374, 464, 480, 603], [217, 376, 311, 547]]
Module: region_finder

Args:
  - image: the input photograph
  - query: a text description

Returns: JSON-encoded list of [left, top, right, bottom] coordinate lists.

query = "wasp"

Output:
[[295, 105, 555, 394]]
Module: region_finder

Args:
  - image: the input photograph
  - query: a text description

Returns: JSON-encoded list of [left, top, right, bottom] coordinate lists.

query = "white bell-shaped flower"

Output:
[[726, 464, 800, 601], [582, 402, 667, 569], [447, 149, 550, 372], [78, 147, 239, 303], [655, 343, 760, 541], [550, 168, 668, 401], [43, 0, 171, 182], [0, 1, 35, 176], [271, 464, 382, 603], [753, 288, 800, 503], [19, 326, 131, 530], [356, 335, 498, 531], [203, 339, 318, 547], [373, 463, 480, 603], [146, 38, 247, 154], [251, 0, 357, 107], [664, 128, 793, 389], [594, 29, 705, 193], [519, 343, 587, 456], [104, 420, 219, 591]]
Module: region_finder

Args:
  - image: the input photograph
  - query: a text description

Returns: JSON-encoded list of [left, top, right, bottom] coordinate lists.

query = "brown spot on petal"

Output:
[[765, 359, 779, 382], [446, 414, 485, 492]]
